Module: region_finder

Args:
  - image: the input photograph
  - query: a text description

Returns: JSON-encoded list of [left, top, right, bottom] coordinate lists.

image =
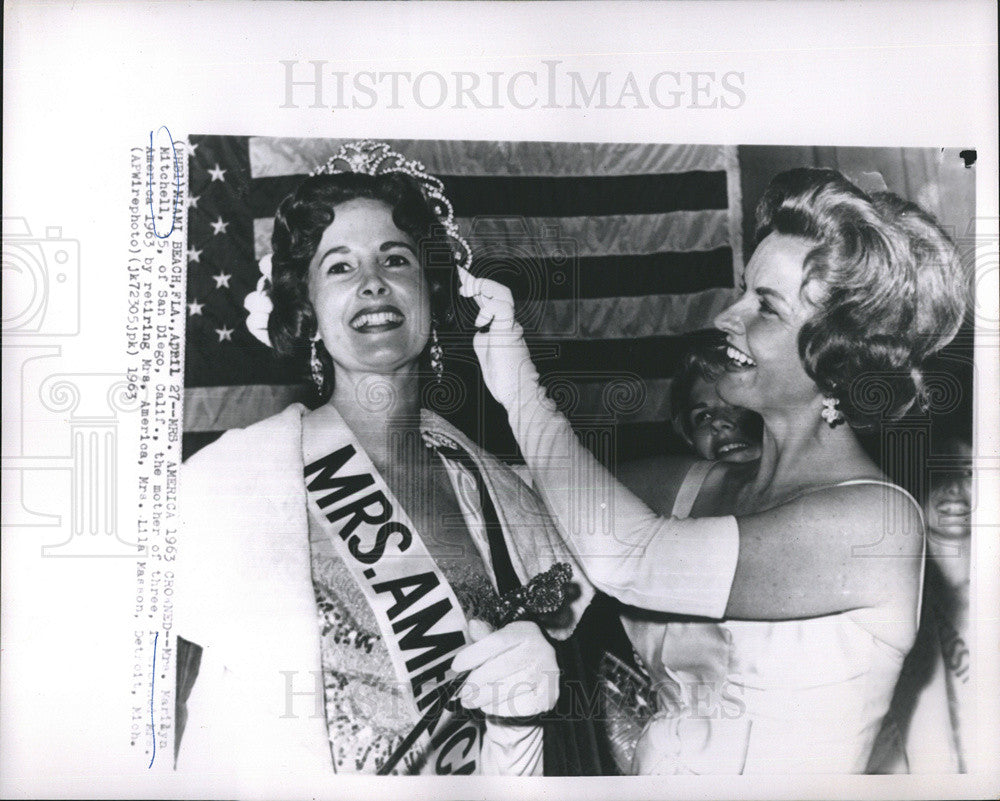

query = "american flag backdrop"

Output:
[[183, 136, 743, 463]]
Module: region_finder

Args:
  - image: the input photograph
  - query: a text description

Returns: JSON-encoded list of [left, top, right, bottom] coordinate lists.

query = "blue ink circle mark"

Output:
[[148, 126, 182, 240]]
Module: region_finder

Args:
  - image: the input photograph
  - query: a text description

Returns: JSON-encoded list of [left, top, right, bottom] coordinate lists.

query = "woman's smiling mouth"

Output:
[[935, 501, 970, 520], [715, 440, 750, 458], [350, 305, 405, 333], [725, 344, 757, 370]]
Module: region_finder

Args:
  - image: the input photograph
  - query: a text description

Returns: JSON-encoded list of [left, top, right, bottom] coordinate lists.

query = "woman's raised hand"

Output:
[[457, 266, 535, 409], [452, 619, 560, 718]]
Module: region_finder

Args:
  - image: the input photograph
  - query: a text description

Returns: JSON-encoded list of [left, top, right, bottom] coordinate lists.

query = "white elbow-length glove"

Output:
[[459, 268, 740, 620]]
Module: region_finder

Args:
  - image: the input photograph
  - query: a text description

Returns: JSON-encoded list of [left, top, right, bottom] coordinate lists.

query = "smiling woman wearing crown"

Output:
[[460, 168, 969, 774], [175, 142, 592, 783]]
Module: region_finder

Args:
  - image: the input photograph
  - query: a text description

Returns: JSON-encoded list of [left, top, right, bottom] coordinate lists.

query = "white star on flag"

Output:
[[186, 194, 200, 209], [187, 247, 202, 263], [179, 140, 199, 157], [211, 216, 229, 236], [215, 326, 234, 342], [212, 272, 232, 289], [208, 163, 227, 182], [187, 299, 204, 316]]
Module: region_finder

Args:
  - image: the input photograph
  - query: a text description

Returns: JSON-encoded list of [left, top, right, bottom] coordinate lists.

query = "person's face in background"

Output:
[[686, 375, 763, 464], [925, 439, 973, 541], [924, 437, 972, 591]]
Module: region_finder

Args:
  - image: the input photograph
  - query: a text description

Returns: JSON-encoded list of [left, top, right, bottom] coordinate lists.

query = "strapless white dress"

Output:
[[621, 461, 919, 774]]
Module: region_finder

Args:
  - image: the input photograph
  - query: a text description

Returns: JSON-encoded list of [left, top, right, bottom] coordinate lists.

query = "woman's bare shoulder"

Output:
[[810, 482, 925, 649], [795, 480, 924, 553], [726, 481, 924, 631]]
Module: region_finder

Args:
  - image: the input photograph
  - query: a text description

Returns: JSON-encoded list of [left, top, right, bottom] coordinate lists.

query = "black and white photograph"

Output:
[[2, 2, 997, 800], [175, 136, 978, 780]]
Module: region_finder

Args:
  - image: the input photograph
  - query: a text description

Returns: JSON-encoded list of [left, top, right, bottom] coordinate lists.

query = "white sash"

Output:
[[301, 407, 481, 775]]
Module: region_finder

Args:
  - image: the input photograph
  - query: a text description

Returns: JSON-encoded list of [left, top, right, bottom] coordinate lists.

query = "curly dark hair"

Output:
[[754, 168, 968, 428], [267, 171, 458, 402]]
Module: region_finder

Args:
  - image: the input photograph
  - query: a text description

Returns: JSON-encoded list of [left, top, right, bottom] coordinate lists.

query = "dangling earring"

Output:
[[821, 396, 844, 427], [310, 336, 325, 395], [429, 327, 444, 384]]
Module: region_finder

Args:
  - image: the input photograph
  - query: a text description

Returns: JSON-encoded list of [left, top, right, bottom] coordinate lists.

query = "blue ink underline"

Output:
[[148, 630, 158, 769]]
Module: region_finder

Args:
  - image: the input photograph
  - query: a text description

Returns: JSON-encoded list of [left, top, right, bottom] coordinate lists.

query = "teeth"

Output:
[[352, 311, 402, 329], [718, 443, 746, 454], [726, 345, 756, 366]]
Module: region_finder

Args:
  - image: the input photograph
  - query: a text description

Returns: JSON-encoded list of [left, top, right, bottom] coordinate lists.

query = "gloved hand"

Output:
[[457, 266, 538, 410], [452, 619, 560, 718]]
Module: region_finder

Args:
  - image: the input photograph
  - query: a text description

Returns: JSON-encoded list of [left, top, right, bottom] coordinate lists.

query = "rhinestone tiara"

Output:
[[311, 140, 471, 271]]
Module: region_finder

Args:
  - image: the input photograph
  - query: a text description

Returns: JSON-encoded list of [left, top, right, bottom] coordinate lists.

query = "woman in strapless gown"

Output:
[[460, 168, 968, 774]]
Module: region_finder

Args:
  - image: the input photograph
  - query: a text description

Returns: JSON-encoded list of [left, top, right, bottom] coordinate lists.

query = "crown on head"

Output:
[[311, 140, 471, 271], [245, 140, 472, 350]]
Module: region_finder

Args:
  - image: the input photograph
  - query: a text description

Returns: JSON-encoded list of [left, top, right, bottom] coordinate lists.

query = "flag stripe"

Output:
[[249, 138, 732, 179], [249, 171, 728, 220], [524, 288, 736, 339], [527, 334, 691, 379], [485, 249, 736, 299], [543, 377, 674, 424], [450, 172, 729, 216], [462, 211, 733, 256], [253, 210, 732, 262]]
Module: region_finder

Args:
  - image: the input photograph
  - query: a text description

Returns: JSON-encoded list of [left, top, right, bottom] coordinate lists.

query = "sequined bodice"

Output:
[[308, 498, 499, 774]]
